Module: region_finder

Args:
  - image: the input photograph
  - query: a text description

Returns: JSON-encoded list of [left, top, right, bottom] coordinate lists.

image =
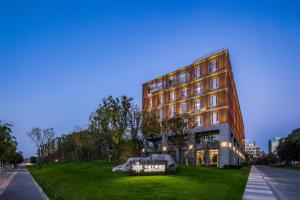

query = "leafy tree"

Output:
[[277, 128, 300, 164], [141, 112, 161, 138]]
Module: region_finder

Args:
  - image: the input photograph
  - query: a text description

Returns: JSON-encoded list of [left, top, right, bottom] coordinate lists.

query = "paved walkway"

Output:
[[243, 166, 277, 200], [255, 165, 300, 200], [0, 168, 48, 200]]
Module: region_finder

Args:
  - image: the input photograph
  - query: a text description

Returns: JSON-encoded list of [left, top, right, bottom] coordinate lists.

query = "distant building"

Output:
[[268, 137, 283, 154], [245, 140, 261, 158]]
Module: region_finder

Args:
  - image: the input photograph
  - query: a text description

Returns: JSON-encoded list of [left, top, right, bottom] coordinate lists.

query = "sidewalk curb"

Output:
[[27, 170, 49, 200]]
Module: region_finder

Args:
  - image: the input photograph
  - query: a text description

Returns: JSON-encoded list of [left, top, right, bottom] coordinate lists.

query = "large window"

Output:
[[195, 82, 203, 95], [209, 61, 217, 73], [211, 113, 219, 124], [195, 115, 202, 127], [169, 105, 175, 117], [194, 99, 201, 112], [169, 77, 176, 88], [182, 88, 188, 100], [210, 77, 219, 90], [194, 67, 201, 79], [170, 91, 176, 102], [159, 95, 164, 105], [209, 149, 219, 166], [196, 150, 205, 166], [179, 72, 188, 84], [148, 98, 152, 109], [158, 109, 163, 119], [210, 95, 217, 107], [181, 103, 187, 113]]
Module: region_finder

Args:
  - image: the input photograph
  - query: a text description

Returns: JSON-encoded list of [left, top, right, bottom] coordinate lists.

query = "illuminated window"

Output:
[[182, 88, 188, 100], [159, 95, 164, 105], [194, 67, 201, 79], [181, 103, 187, 113], [170, 91, 175, 102], [194, 99, 201, 112], [169, 105, 175, 117], [195, 115, 202, 127], [211, 113, 219, 124], [196, 150, 205, 166], [209, 149, 219, 166], [210, 77, 219, 90], [209, 61, 217, 73], [195, 82, 202, 95], [210, 95, 217, 107]]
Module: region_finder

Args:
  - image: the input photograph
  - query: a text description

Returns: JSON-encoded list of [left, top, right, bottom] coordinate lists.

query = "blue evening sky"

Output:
[[1, 0, 300, 157]]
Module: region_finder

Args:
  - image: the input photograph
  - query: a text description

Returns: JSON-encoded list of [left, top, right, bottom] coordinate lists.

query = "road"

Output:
[[256, 165, 300, 200], [0, 168, 47, 200]]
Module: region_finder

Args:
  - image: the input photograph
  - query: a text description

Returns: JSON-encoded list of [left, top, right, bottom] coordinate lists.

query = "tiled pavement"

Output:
[[0, 168, 48, 200], [243, 166, 277, 200]]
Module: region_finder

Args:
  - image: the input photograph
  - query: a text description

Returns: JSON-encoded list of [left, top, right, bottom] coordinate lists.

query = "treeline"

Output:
[[0, 121, 23, 173], [254, 128, 300, 166], [28, 95, 189, 165], [28, 96, 144, 164], [276, 128, 300, 164]]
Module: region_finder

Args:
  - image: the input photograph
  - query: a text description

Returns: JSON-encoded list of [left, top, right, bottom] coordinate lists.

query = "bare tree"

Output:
[[128, 105, 142, 155], [27, 127, 55, 168]]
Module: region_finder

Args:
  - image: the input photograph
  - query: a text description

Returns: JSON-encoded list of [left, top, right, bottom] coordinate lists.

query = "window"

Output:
[[209, 149, 219, 166], [159, 95, 164, 105], [195, 115, 202, 127], [194, 99, 201, 112], [210, 77, 219, 90], [196, 150, 205, 166], [169, 77, 176, 88], [182, 88, 188, 100], [179, 73, 187, 84], [157, 81, 163, 91], [169, 105, 175, 117], [158, 109, 163, 119], [148, 98, 152, 109], [170, 91, 175, 102], [194, 67, 201, 79], [209, 61, 217, 73], [210, 95, 217, 107], [195, 82, 203, 95], [181, 103, 187, 113], [211, 113, 219, 124]]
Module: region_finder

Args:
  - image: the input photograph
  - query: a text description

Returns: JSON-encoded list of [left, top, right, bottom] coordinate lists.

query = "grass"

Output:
[[28, 160, 250, 200]]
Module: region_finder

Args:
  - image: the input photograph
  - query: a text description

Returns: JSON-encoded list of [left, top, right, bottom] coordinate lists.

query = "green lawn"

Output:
[[28, 160, 250, 200]]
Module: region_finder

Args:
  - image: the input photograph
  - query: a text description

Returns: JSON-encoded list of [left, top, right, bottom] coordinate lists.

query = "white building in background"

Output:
[[269, 137, 283, 154], [245, 140, 261, 158]]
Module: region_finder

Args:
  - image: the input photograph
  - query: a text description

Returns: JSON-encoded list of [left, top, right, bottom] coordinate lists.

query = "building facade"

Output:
[[245, 140, 261, 158], [269, 137, 282, 154], [142, 49, 245, 167]]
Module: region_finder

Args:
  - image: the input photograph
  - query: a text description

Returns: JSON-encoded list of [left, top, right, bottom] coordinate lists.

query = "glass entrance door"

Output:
[[196, 150, 205, 166]]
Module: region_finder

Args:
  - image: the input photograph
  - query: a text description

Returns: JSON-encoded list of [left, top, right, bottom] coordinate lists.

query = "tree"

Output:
[[141, 112, 161, 138], [277, 128, 300, 164], [27, 127, 56, 168], [128, 105, 142, 155], [265, 152, 278, 165]]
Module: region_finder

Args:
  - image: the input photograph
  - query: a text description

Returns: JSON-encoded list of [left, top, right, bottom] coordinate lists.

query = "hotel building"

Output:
[[142, 49, 245, 167]]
